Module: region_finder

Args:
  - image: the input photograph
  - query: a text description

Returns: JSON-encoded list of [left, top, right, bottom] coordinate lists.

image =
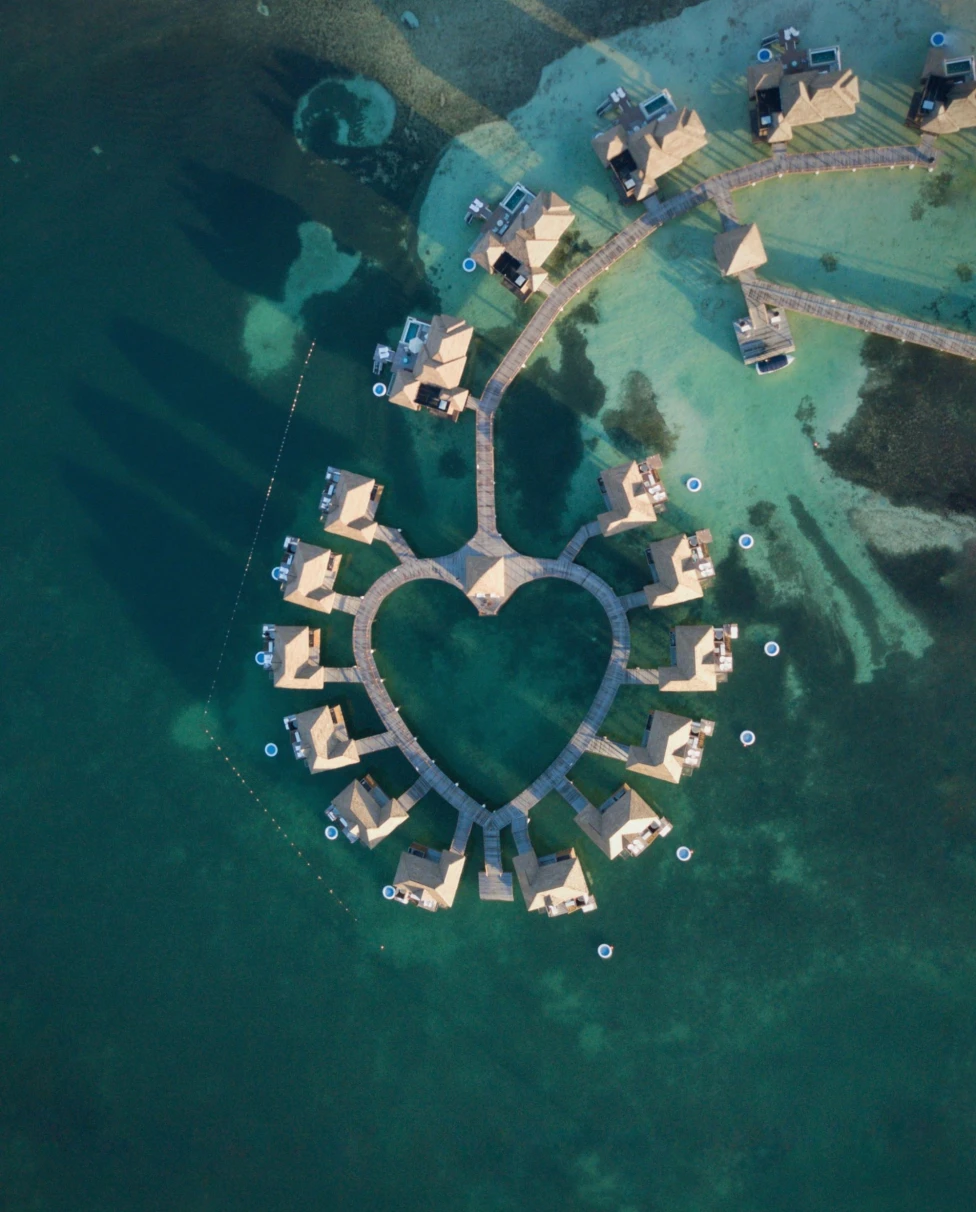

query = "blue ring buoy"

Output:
[[757, 47, 773, 62], [676, 846, 693, 862], [739, 533, 755, 549], [687, 477, 702, 493], [271, 566, 284, 581], [764, 641, 780, 657], [264, 742, 278, 757], [325, 825, 340, 841], [597, 944, 614, 960], [254, 651, 269, 666], [382, 884, 396, 899], [931, 31, 946, 47], [740, 730, 756, 747], [462, 257, 477, 273], [372, 382, 387, 398]]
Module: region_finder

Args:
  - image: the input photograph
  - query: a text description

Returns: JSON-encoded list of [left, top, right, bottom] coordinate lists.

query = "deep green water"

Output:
[[3, 1, 976, 1209]]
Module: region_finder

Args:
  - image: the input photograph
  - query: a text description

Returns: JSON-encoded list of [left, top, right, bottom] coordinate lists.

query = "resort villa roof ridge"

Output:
[[328, 773, 409, 849], [390, 842, 466, 911], [320, 465, 384, 544], [597, 455, 667, 536], [576, 783, 673, 860], [284, 702, 362, 772], [658, 623, 738, 692], [626, 710, 715, 783], [468, 183, 576, 300], [907, 39, 976, 135], [714, 223, 768, 277], [379, 312, 475, 419], [592, 84, 708, 203], [261, 622, 327, 689], [643, 530, 715, 608], [512, 847, 597, 916], [747, 26, 859, 143], [276, 536, 342, 613]]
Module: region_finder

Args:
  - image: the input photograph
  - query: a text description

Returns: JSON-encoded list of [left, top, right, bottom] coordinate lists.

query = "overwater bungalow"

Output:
[[747, 29, 859, 144], [328, 774, 408, 849], [261, 624, 326, 689], [657, 623, 738, 692], [390, 843, 466, 911], [379, 314, 474, 419], [714, 223, 768, 278], [597, 456, 668, 537], [626, 710, 715, 783], [592, 86, 708, 203], [468, 184, 575, 300], [320, 466, 383, 545], [464, 555, 509, 614], [274, 536, 342, 613], [283, 703, 361, 772], [644, 531, 715, 608], [512, 848, 597, 916], [906, 42, 976, 134], [576, 784, 673, 860]]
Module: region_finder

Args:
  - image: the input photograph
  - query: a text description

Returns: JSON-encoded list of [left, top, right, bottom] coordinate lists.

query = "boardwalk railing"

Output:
[[743, 279, 976, 361]]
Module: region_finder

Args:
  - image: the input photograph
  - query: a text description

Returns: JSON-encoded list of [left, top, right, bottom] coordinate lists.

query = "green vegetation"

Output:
[[601, 369, 678, 458], [820, 252, 838, 272]]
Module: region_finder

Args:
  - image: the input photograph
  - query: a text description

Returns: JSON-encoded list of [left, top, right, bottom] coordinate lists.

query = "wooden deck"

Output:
[[743, 279, 976, 361], [320, 137, 949, 907]]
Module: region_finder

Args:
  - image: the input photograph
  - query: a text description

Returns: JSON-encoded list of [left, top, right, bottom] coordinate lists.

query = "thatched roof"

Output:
[[714, 223, 768, 277], [464, 555, 508, 603], [597, 460, 661, 536], [780, 69, 860, 125], [393, 848, 465, 909], [323, 470, 381, 544], [269, 625, 326, 689], [470, 191, 575, 294], [643, 535, 704, 608], [388, 314, 473, 416], [331, 779, 408, 849], [921, 81, 976, 134], [513, 848, 593, 913], [658, 625, 718, 692], [282, 542, 342, 613], [576, 784, 667, 859], [292, 704, 359, 772], [606, 107, 707, 190], [626, 710, 694, 783]]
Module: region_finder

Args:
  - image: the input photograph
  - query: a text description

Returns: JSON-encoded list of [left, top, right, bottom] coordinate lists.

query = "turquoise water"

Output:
[[3, 0, 976, 1208]]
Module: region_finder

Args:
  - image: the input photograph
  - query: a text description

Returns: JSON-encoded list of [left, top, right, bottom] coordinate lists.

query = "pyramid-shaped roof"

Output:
[[714, 223, 768, 277], [626, 711, 694, 783]]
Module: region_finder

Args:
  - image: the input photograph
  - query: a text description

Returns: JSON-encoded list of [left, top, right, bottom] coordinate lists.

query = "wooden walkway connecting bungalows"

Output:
[[742, 279, 976, 361], [376, 525, 416, 563], [587, 736, 630, 762], [560, 520, 600, 561]]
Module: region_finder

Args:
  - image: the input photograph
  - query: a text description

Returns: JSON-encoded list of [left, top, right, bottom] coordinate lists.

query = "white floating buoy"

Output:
[[676, 846, 693, 862], [382, 884, 397, 899], [687, 476, 703, 493], [462, 257, 477, 273], [739, 533, 755, 550], [597, 943, 614, 960], [764, 640, 780, 657], [372, 382, 387, 398], [254, 651, 269, 666], [264, 742, 278, 757], [325, 825, 340, 841], [740, 730, 756, 747]]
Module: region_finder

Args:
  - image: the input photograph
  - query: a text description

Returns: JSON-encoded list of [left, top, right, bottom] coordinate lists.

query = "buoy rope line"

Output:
[[196, 341, 364, 925], [204, 340, 316, 713]]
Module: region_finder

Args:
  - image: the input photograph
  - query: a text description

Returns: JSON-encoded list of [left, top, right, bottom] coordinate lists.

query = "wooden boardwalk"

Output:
[[322, 137, 949, 907], [743, 279, 976, 361]]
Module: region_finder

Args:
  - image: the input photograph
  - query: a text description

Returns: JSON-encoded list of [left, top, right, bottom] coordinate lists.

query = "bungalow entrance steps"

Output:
[[355, 731, 398, 755], [376, 525, 416, 562], [561, 519, 600, 561], [478, 820, 514, 900], [624, 667, 660, 686], [557, 778, 594, 816], [587, 736, 629, 762], [618, 590, 647, 611], [331, 593, 362, 615]]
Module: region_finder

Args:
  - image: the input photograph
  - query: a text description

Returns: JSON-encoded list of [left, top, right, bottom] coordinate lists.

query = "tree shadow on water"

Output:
[[177, 161, 309, 301], [61, 462, 240, 694]]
